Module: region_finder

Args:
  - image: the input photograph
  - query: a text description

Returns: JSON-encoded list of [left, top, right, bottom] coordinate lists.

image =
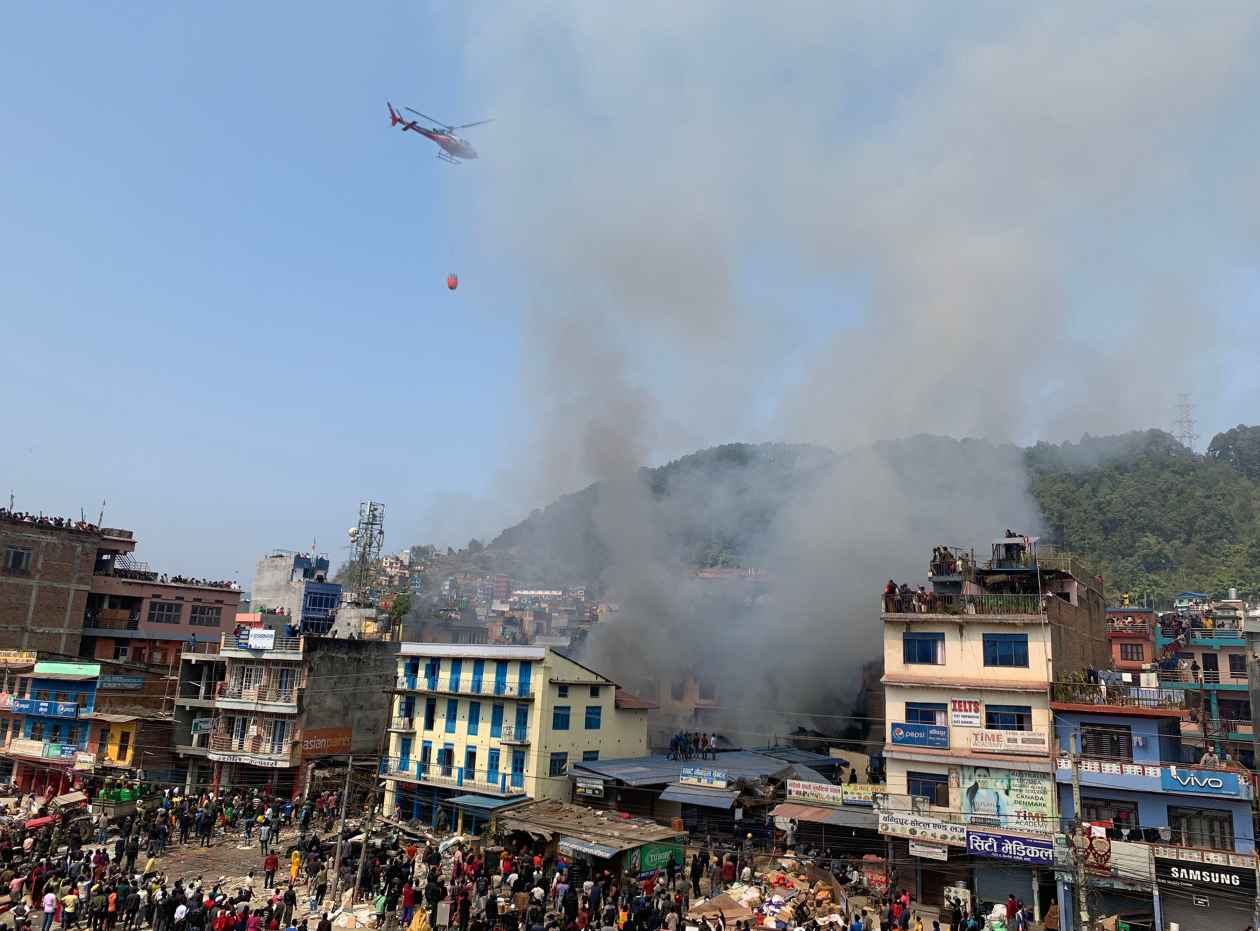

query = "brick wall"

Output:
[[0, 522, 103, 656]]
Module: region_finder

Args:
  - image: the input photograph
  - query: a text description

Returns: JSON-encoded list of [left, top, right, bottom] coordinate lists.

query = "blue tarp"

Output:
[[446, 794, 526, 812]]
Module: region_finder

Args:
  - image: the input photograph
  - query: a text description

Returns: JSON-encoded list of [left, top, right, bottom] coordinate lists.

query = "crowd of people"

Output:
[[665, 734, 717, 762], [104, 569, 238, 591], [0, 510, 99, 534]]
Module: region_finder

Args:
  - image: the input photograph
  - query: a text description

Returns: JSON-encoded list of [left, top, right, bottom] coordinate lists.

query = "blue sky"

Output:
[[4, 3, 1258, 581]]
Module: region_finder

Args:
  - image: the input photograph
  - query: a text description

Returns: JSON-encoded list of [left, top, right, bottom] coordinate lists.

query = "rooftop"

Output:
[[399, 643, 546, 660], [613, 688, 658, 710], [570, 748, 834, 787], [496, 799, 684, 851]]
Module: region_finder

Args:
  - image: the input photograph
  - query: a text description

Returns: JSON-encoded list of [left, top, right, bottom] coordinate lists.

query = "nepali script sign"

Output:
[[786, 779, 844, 806], [680, 766, 728, 789], [876, 803, 966, 847], [966, 830, 1054, 865]]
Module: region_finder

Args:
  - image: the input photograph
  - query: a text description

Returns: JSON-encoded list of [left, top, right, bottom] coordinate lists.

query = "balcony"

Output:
[[220, 632, 302, 656], [881, 592, 1045, 618], [1155, 668, 1248, 689], [394, 676, 535, 700], [1052, 682, 1186, 712], [383, 760, 519, 796], [499, 724, 530, 744], [389, 715, 416, 731], [207, 733, 297, 767], [1106, 617, 1151, 638], [215, 682, 299, 707], [1181, 717, 1254, 741]]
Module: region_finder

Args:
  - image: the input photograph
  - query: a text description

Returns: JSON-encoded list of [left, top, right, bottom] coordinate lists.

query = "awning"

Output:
[[659, 784, 739, 809], [445, 794, 527, 813], [772, 802, 877, 830], [558, 835, 622, 859]]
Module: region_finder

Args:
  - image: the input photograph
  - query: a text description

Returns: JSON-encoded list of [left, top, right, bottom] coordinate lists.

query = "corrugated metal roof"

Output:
[[571, 751, 795, 787], [34, 661, 101, 678], [658, 785, 738, 809], [445, 794, 528, 812], [771, 802, 877, 830]]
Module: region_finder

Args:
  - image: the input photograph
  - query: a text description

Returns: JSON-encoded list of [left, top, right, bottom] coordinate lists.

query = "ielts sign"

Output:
[[1159, 766, 1245, 797]]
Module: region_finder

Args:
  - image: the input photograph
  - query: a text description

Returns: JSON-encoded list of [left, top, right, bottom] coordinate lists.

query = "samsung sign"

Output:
[[1159, 766, 1244, 797], [1155, 857, 1257, 897]]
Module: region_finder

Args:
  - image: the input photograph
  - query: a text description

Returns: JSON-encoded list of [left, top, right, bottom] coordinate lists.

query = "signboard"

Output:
[[74, 752, 95, 771], [8, 738, 45, 757], [300, 727, 352, 760], [959, 767, 1054, 835], [0, 651, 36, 667], [680, 766, 728, 789], [909, 840, 948, 861], [246, 628, 276, 650], [970, 729, 1050, 755], [841, 784, 875, 806], [207, 750, 287, 768], [43, 743, 77, 761], [950, 699, 981, 728], [624, 841, 686, 879], [876, 808, 966, 846], [12, 699, 79, 719], [786, 779, 844, 806], [99, 675, 145, 690], [890, 722, 948, 748], [1160, 766, 1245, 797], [558, 835, 621, 860], [1154, 856, 1257, 898], [966, 830, 1054, 865], [574, 778, 605, 799], [190, 717, 214, 736]]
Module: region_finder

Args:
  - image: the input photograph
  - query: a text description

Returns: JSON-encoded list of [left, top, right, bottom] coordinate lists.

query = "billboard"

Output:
[[1159, 766, 1245, 798], [950, 699, 981, 728], [300, 726, 352, 760], [890, 722, 949, 748], [680, 766, 728, 789], [959, 766, 1054, 835], [966, 830, 1054, 865], [786, 779, 844, 806], [969, 729, 1050, 755]]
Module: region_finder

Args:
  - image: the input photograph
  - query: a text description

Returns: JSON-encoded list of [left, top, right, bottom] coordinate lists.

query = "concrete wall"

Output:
[[303, 638, 397, 756], [1048, 584, 1109, 675], [0, 521, 103, 655], [87, 575, 239, 641], [883, 618, 1052, 687]]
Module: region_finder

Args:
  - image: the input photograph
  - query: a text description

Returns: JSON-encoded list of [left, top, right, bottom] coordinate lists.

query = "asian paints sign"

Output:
[[1160, 766, 1245, 797]]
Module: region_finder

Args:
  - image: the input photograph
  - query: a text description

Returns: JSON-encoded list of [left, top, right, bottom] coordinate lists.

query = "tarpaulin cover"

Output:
[[659, 784, 738, 809]]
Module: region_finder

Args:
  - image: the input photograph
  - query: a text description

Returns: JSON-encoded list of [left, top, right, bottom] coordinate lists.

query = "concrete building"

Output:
[[1105, 607, 1155, 673], [173, 627, 395, 798], [877, 535, 1107, 913], [382, 644, 650, 834], [250, 551, 342, 634], [0, 660, 102, 793]]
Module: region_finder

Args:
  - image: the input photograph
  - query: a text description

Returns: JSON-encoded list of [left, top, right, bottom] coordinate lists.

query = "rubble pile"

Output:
[[688, 857, 852, 929]]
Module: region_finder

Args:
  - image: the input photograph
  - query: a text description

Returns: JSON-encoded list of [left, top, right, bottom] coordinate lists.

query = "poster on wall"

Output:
[[958, 766, 1054, 835], [950, 699, 982, 727]]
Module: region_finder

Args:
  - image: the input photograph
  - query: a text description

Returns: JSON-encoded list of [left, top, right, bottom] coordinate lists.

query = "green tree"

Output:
[[1208, 424, 1260, 483]]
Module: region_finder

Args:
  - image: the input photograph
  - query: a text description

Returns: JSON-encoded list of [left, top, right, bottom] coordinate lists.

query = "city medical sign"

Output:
[[1159, 766, 1245, 798], [966, 830, 1054, 865]]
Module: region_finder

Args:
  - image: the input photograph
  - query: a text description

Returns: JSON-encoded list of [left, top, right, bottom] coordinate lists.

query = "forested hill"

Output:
[[480, 426, 1260, 602]]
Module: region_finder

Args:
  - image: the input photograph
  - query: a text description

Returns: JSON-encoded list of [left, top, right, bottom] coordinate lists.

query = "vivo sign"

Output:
[[1159, 766, 1244, 797]]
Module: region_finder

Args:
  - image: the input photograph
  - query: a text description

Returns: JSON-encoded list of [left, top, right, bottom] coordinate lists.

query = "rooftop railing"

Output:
[[220, 632, 302, 652], [882, 592, 1045, 616], [1052, 681, 1187, 711]]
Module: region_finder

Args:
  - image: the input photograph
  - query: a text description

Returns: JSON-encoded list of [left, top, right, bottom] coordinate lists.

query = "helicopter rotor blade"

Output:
[[404, 107, 450, 128], [451, 118, 493, 130]]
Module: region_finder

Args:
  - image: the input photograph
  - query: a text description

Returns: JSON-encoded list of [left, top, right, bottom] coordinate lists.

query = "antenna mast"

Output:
[[1174, 393, 1199, 451], [347, 501, 385, 606]]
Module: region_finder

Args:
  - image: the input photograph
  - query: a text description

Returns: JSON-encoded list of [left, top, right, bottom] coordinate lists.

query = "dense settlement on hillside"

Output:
[[2, 509, 1260, 929]]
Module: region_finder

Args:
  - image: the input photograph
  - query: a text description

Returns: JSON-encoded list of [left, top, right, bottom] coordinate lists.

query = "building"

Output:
[[173, 626, 395, 798], [250, 551, 342, 634], [382, 644, 650, 833], [1050, 695, 1256, 930], [0, 660, 102, 793], [877, 535, 1107, 914], [1105, 607, 1155, 672]]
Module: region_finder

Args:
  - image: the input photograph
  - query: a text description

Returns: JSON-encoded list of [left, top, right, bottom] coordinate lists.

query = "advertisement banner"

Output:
[[12, 699, 79, 719], [786, 779, 844, 806], [99, 675, 145, 690], [680, 767, 728, 789], [575, 778, 605, 798], [841, 784, 876, 806], [246, 628, 277, 650], [876, 807, 967, 846], [909, 840, 949, 861], [207, 751, 287, 768], [890, 722, 949, 748], [1154, 857, 1257, 898], [624, 841, 686, 879], [959, 767, 1054, 835], [950, 699, 982, 728], [966, 830, 1054, 865], [8, 738, 45, 757], [969, 729, 1050, 755], [190, 717, 214, 736], [1159, 766, 1245, 797], [300, 727, 352, 760]]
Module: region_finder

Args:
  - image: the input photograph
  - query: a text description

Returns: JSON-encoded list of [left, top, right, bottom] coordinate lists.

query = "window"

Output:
[[76, 692, 88, 709], [490, 703, 504, 738], [445, 699, 458, 734], [148, 600, 182, 624], [558, 685, 569, 698], [582, 750, 600, 762], [467, 701, 481, 736], [0, 721, 8, 743], [589, 686, 601, 698], [4, 547, 32, 573], [487, 748, 500, 784], [464, 747, 477, 781], [55, 692, 69, 703], [1082, 797, 1140, 829], [1228, 654, 1246, 676], [36, 690, 50, 702], [985, 705, 1033, 731], [96, 729, 108, 757], [112, 644, 129, 661], [903, 632, 945, 665], [983, 633, 1029, 667], [584, 706, 602, 730], [907, 771, 949, 807], [905, 702, 946, 726], [117, 731, 131, 761], [449, 659, 462, 691], [552, 706, 571, 731], [1080, 723, 1133, 761], [29, 721, 44, 741], [670, 680, 686, 701], [67, 726, 78, 745], [1169, 806, 1235, 851], [549, 752, 568, 777], [1119, 643, 1144, 662], [423, 698, 436, 730], [190, 605, 222, 627]]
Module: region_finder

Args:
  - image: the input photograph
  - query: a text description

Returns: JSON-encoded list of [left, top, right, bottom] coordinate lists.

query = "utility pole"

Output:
[[353, 691, 395, 904], [1070, 732, 1091, 931], [329, 753, 354, 906]]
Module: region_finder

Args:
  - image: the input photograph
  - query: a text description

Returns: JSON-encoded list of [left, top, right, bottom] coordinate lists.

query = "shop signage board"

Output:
[[0, 651, 36, 666], [99, 675, 145, 690], [575, 778, 605, 798], [625, 841, 686, 878], [876, 806, 966, 846], [246, 628, 276, 650], [950, 700, 981, 727], [1159, 766, 1245, 797], [190, 717, 214, 736], [889, 722, 948, 748], [8, 738, 45, 757], [970, 729, 1050, 755], [300, 727, 352, 760], [909, 840, 948, 861], [1154, 856, 1257, 898], [841, 784, 875, 806], [786, 779, 844, 806], [43, 743, 77, 760], [558, 835, 621, 860], [680, 766, 728, 789], [12, 699, 79, 719], [966, 830, 1054, 865], [207, 751, 287, 768], [959, 767, 1054, 835]]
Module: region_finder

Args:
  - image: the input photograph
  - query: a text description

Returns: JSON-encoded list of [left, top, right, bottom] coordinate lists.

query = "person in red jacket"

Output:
[[263, 853, 279, 890]]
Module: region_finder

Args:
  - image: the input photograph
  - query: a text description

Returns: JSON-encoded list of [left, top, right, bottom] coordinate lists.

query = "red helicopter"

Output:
[[387, 102, 491, 164]]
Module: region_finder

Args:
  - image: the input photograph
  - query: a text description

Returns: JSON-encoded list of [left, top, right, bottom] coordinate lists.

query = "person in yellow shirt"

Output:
[[61, 891, 80, 930], [290, 849, 302, 885]]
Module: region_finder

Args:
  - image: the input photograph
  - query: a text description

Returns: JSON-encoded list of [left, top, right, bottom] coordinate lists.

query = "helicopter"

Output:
[[387, 102, 491, 164]]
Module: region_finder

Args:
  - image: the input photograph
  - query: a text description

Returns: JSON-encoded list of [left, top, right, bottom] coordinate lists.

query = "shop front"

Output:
[[444, 793, 526, 836]]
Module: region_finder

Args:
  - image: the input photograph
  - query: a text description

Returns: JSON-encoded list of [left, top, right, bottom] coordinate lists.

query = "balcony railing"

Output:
[[390, 715, 415, 730], [1106, 617, 1151, 636], [208, 733, 295, 761], [1052, 682, 1186, 711], [500, 724, 530, 743], [384, 760, 518, 794], [216, 683, 298, 704], [394, 676, 534, 698], [882, 592, 1045, 616], [1156, 669, 1248, 687], [220, 632, 301, 652]]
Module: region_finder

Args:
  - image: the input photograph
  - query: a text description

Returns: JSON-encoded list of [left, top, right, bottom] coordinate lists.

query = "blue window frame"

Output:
[[471, 660, 485, 694], [553, 705, 571, 731], [511, 749, 525, 789], [907, 771, 949, 806], [584, 705, 602, 730], [558, 685, 569, 698], [905, 702, 946, 726], [983, 633, 1029, 668], [490, 703, 504, 738], [464, 747, 477, 783], [985, 704, 1032, 731], [449, 659, 463, 691], [424, 659, 438, 690], [549, 752, 568, 777], [903, 632, 944, 664], [494, 661, 508, 696], [582, 750, 600, 762], [399, 737, 412, 771], [445, 699, 458, 734], [518, 661, 532, 696], [467, 701, 481, 736], [514, 704, 528, 736], [487, 748, 501, 785], [423, 698, 436, 730], [419, 740, 432, 776], [439, 744, 453, 777]]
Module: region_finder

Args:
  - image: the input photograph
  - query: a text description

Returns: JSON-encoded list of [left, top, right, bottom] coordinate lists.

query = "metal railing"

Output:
[[882, 592, 1044, 616], [1156, 669, 1247, 686], [1106, 617, 1151, 635], [217, 683, 298, 703], [500, 724, 529, 743], [1052, 682, 1187, 711], [1159, 625, 1244, 641], [390, 715, 415, 730], [221, 632, 301, 652], [208, 733, 294, 761]]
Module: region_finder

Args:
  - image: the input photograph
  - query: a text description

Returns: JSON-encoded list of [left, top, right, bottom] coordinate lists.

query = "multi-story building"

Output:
[[1049, 693, 1256, 931], [173, 627, 394, 797], [1105, 607, 1155, 673], [877, 534, 1107, 913], [382, 644, 650, 834], [0, 660, 102, 793], [250, 551, 342, 634]]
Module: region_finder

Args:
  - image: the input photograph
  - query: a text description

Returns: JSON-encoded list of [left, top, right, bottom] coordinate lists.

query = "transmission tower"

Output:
[[347, 500, 385, 606], [1174, 393, 1199, 451]]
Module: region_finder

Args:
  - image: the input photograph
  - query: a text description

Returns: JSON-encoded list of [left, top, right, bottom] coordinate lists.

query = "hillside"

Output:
[[467, 426, 1260, 602]]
